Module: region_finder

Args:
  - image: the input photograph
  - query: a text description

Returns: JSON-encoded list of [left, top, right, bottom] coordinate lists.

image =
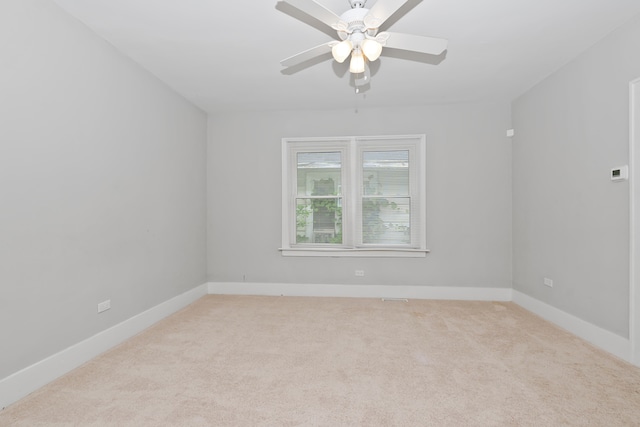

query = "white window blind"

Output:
[[281, 135, 427, 257], [359, 149, 412, 246], [295, 151, 343, 245]]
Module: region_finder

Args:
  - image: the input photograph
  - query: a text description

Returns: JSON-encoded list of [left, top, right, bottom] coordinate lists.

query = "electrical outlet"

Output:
[[543, 278, 553, 288], [97, 299, 111, 313], [355, 270, 365, 277]]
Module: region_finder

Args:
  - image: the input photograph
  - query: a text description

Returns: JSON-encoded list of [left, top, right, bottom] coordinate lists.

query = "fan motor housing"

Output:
[[340, 7, 369, 32]]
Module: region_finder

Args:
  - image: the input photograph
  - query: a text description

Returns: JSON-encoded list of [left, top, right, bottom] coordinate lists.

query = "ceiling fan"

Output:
[[278, 0, 448, 83]]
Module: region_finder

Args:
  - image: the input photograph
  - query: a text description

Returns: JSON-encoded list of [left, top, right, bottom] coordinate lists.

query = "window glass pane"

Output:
[[296, 198, 343, 244], [363, 150, 409, 196], [362, 197, 410, 245], [297, 152, 342, 196]]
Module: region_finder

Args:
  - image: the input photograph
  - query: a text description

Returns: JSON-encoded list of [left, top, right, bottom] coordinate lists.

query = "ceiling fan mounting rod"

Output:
[[349, 0, 366, 8]]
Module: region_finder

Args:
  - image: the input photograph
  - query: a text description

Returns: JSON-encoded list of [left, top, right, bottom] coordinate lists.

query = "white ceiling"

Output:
[[51, 0, 640, 114]]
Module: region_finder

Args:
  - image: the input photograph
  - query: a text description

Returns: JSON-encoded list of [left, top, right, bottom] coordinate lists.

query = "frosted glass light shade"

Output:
[[362, 39, 383, 61], [349, 50, 365, 73], [332, 40, 353, 63]]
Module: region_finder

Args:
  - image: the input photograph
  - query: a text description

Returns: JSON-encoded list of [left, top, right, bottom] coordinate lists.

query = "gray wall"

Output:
[[512, 15, 640, 337], [208, 103, 513, 288], [0, 0, 207, 379]]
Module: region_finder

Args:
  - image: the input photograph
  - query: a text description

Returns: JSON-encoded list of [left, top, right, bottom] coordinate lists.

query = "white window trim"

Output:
[[281, 134, 429, 258]]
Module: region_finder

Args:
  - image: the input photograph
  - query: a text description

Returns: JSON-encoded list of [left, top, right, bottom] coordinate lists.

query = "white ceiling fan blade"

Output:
[[280, 42, 336, 67], [279, 0, 342, 29], [364, 0, 409, 29], [382, 32, 447, 55]]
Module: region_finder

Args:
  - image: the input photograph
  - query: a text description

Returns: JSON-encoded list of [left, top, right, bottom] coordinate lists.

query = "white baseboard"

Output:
[[0, 283, 208, 410], [512, 290, 631, 362], [207, 282, 513, 301]]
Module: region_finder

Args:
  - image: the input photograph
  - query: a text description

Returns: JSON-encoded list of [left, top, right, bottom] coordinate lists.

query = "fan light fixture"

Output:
[[349, 48, 365, 73], [361, 39, 382, 61], [331, 40, 353, 63], [329, 4, 380, 75], [332, 36, 383, 72]]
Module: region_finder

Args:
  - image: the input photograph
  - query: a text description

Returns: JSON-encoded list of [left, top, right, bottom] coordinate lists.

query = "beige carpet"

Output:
[[2, 295, 640, 426]]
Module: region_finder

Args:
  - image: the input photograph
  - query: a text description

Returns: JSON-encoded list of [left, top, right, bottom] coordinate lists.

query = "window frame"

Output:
[[281, 134, 428, 258]]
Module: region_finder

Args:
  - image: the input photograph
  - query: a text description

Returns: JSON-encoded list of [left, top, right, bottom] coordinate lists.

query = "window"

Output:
[[281, 135, 428, 257]]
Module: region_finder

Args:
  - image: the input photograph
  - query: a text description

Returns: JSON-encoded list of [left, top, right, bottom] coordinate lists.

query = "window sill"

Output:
[[279, 247, 430, 258]]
